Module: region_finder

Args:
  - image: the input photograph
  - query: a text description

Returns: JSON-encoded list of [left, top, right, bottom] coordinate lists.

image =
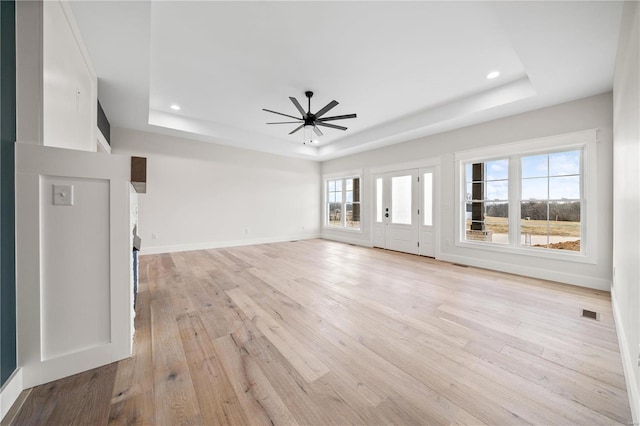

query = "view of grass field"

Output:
[[473, 216, 581, 237], [467, 216, 581, 251]]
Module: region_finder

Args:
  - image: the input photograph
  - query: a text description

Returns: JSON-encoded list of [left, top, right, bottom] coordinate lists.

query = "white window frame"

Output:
[[323, 170, 363, 233], [454, 129, 598, 264]]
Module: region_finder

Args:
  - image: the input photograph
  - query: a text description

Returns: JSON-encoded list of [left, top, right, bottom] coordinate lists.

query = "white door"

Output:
[[373, 169, 420, 255]]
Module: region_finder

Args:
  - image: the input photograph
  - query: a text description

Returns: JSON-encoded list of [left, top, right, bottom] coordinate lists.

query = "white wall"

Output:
[[42, 0, 97, 151], [111, 128, 321, 254], [13, 0, 133, 392], [322, 92, 614, 291], [612, 1, 640, 422]]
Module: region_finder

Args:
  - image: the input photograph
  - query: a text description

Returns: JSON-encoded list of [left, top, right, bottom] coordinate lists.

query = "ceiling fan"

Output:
[[263, 91, 357, 142]]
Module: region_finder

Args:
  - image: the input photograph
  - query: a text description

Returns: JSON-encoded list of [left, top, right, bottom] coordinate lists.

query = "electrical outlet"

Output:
[[53, 184, 73, 206], [245, 228, 250, 235], [152, 233, 158, 240]]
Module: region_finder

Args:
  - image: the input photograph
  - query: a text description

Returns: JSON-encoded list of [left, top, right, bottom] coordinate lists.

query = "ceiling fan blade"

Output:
[[262, 108, 301, 120], [312, 126, 323, 136], [314, 100, 339, 118], [317, 122, 347, 131], [289, 97, 307, 117], [288, 124, 304, 135], [266, 121, 303, 124], [317, 113, 357, 122]]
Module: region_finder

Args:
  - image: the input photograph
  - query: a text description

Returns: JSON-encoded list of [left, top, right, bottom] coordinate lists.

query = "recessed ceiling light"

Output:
[[170, 104, 181, 111], [486, 71, 500, 79]]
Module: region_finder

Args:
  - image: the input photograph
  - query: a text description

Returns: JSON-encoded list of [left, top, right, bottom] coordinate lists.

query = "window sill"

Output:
[[322, 226, 363, 234], [454, 240, 595, 264]]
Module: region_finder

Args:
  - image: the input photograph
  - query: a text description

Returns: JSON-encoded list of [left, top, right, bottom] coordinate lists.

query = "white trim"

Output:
[[139, 233, 322, 255], [0, 368, 23, 422], [58, 1, 97, 80], [55, 0, 98, 150], [582, 138, 598, 263], [370, 157, 441, 175], [454, 129, 598, 162], [320, 234, 373, 248], [437, 252, 611, 291], [97, 131, 111, 154], [612, 295, 640, 425], [454, 239, 596, 264], [321, 225, 362, 233], [322, 168, 362, 180]]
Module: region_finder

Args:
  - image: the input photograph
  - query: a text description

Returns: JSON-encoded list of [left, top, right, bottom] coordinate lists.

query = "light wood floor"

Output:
[[6, 239, 632, 425]]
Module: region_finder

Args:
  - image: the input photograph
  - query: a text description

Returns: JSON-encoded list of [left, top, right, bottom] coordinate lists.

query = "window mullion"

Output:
[[546, 155, 551, 247], [342, 178, 346, 228], [510, 155, 520, 247]]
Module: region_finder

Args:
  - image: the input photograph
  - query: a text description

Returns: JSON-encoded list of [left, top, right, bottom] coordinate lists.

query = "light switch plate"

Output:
[[53, 184, 74, 206]]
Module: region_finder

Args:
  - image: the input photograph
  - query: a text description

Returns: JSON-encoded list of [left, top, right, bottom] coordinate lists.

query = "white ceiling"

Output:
[[69, 1, 623, 161]]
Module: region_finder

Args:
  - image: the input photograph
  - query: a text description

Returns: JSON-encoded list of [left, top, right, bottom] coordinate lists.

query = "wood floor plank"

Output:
[[108, 280, 156, 425], [241, 281, 388, 410], [214, 335, 299, 426], [251, 284, 486, 425], [12, 363, 117, 426], [226, 287, 330, 382], [496, 344, 631, 423], [176, 312, 250, 425], [150, 297, 202, 425], [9, 240, 632, 425]]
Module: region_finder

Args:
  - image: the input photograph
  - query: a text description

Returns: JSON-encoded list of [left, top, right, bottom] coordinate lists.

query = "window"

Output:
[[391, 175, 412, 225], [520, 151, 581, 251], [327, 179, 342, 226], [465, 159, 509, 244], [455, 129, 596, 260], [376, 178, 383, 223], [423, 172, 433, 226], [326, 176, 361, 230]]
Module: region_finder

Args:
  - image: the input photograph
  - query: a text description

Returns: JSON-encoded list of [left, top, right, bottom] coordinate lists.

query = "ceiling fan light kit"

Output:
[[263, 91, 357, 144]]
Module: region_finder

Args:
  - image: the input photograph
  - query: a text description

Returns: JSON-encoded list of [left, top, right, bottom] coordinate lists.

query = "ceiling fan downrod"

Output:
[[305, 91, 313, 114]]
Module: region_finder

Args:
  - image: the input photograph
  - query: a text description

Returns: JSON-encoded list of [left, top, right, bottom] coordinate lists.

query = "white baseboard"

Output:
[[0, 368, 23, 422], [437, 252, 611, 291], [612, 295, 640, 424], [140, 233, 321, 255]]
